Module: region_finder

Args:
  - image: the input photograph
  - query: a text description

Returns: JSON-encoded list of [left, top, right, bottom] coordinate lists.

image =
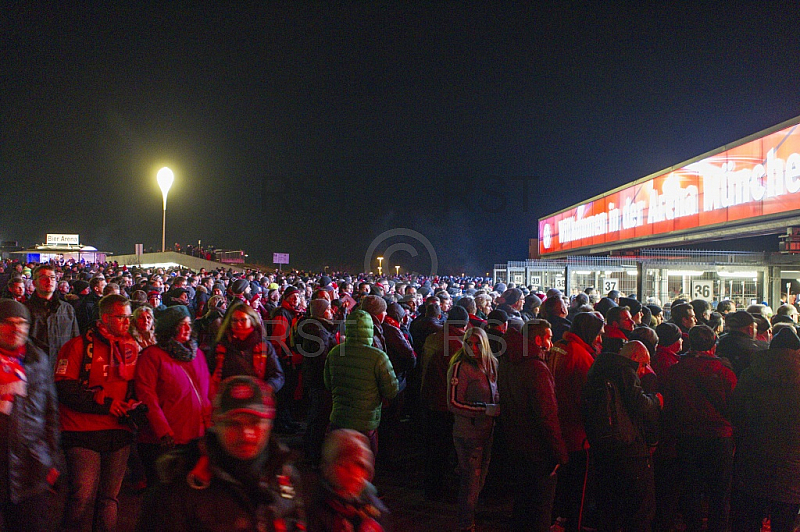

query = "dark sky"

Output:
[[3, 2, 800, 274]]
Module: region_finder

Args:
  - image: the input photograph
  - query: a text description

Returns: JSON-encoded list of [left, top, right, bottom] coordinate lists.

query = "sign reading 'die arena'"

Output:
[[539, 121, 800, 256], [46, 234, 80, 245]]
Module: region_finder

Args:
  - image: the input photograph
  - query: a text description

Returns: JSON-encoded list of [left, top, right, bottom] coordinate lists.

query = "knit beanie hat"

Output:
[[322, 429, 374, 481], [725, 310, 755, 330], [386, 302, 406, 322], [655, 322, 682, 347], [309, 298, 330, 319], [502, 288, 523, 306], [282, 285, 299, 299], [619, 297, 642, 315], [155, 305, 191, 339], [771, 327, 800, 350], [570, 311, 605, 347], [0, 299, 29, 323], [524, 293, 542, 310], [487, 309, 509, 324], [594, 297, 618, 317], [231, 279, 249, 295], [645, 304, 663, 317], [446, 305, 469, 324], [72, 280, 90, 294]]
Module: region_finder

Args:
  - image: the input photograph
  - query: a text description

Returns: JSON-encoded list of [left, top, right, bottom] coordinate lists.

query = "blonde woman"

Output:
[[129, 305, 156, 349], [447, 327, 500, 532]]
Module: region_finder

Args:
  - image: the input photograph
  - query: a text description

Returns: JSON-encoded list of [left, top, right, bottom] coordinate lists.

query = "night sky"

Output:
[[3, 3, 800, 274]]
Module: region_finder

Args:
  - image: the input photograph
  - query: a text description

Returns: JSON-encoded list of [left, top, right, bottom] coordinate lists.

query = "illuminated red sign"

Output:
[[539, 120, 800, 255]]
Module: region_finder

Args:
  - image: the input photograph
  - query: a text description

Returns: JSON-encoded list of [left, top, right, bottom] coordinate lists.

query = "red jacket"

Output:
[[55, 327, 138, 433], [663, 352, 737, 439], [549, 331, 594, 452], [268, 302, 301, 363], [135, 345, 211, 444], [653, 344, 681, 383]]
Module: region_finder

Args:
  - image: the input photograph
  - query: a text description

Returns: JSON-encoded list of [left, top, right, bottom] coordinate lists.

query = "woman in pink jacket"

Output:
[[134, 305, 211, 486]]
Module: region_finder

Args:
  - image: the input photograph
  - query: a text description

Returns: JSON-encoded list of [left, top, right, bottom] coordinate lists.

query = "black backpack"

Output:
[[584, 377, 638, 448]]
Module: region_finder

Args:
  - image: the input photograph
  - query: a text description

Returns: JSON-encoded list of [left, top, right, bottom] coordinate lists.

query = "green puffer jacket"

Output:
[[324, 310, 398, 432]]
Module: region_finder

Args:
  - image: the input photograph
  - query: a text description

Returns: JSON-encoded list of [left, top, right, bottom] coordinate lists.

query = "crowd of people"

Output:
[[0, 257, 798, 531]]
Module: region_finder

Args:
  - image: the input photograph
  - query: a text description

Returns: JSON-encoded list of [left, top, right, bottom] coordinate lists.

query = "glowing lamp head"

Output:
[[157, 167, 174, 207]]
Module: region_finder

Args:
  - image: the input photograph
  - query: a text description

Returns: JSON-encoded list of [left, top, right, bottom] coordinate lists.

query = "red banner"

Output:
[[539, 121, 800, 255]]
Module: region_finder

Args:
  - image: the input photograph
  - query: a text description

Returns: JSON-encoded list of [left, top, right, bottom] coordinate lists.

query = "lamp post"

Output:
[[377, 256, 383, 277], [395, 265, 400, 277], [157, 167, 174, 253]]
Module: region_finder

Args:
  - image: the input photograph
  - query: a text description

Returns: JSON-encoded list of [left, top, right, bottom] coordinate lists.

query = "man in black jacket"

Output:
[[499, 319, 568, 531], [298, 299, 339, 467], [717, 310, 767, 377], [75, 276, 106, 335], [582, 340, 662, 532], [542, 295, 571, 343], [26, 264, 79, 368], [136, 376, 305, 531], [409, 302, 443, 356], [379, 302, 417, 465]]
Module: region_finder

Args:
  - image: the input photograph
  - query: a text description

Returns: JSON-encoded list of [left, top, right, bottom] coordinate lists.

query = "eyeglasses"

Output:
[[110, 315, 131, 321]]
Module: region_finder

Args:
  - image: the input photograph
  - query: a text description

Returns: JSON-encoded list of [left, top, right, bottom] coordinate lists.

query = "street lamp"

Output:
[[157, 167, 174, 253], [377, 256, 383, 276], [395, 265, 400, 277]]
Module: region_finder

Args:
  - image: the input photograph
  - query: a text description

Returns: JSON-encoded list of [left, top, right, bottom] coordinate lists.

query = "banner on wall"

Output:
[[539, 120, 800, 256]]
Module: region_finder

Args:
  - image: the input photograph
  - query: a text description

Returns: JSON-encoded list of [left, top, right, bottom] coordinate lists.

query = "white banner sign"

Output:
[[46, 234, 79, 245], [692, 280, 714, 301], [273, 253, 290, 264], [601, 278, 619, 293]]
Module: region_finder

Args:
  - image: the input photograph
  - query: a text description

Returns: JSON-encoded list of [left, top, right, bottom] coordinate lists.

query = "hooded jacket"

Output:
[[324, 311, 398, 432], [498, 327, 568, 465], [731, 347, 800, 503]]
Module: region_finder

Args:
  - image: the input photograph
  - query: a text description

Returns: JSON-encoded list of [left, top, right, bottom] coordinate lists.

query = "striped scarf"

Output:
[[0, 347, 26, 415]]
